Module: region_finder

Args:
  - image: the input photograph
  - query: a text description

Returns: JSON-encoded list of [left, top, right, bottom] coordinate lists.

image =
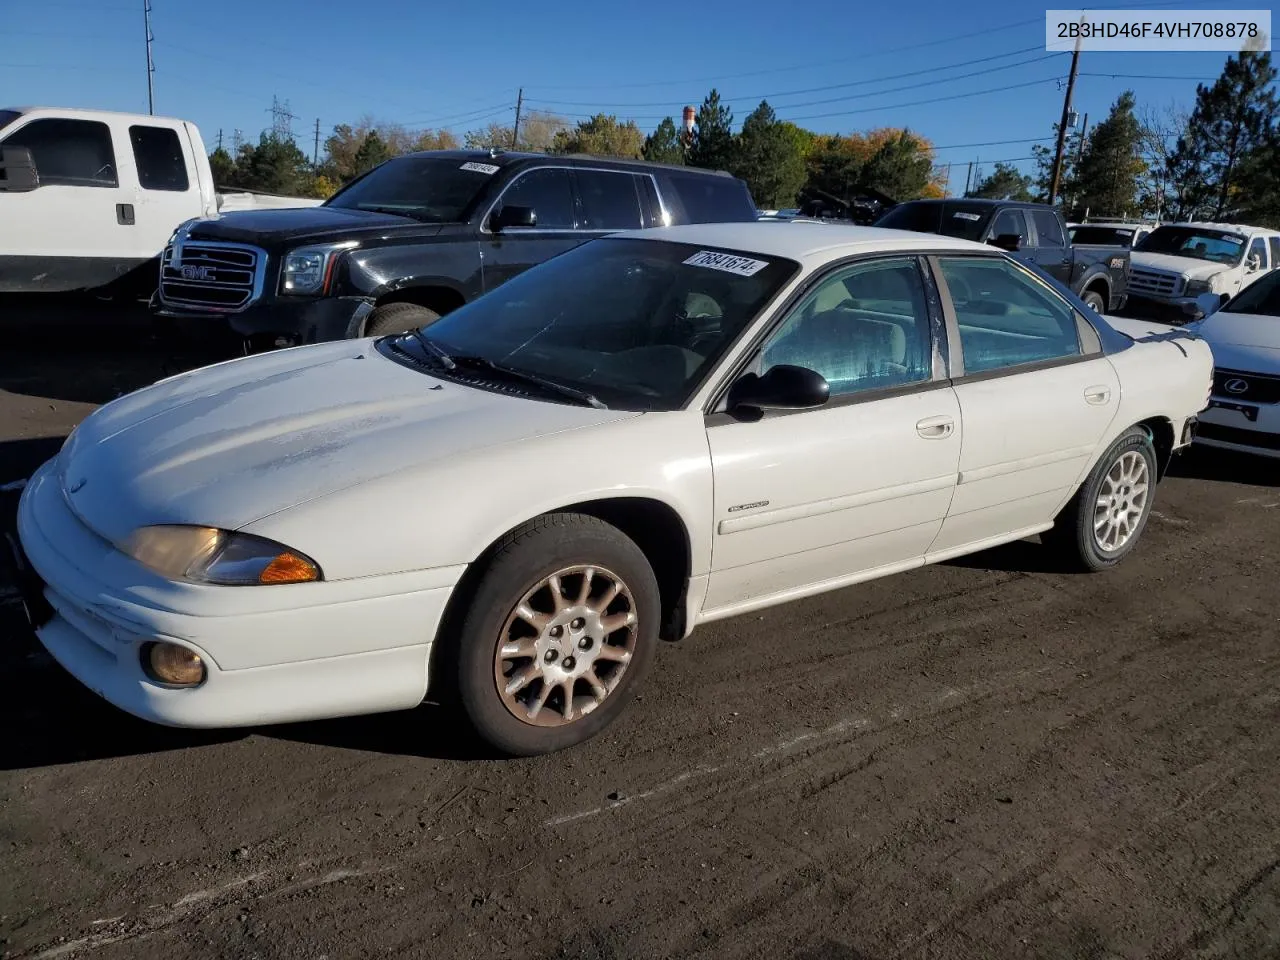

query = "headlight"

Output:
[[123, 525, 321, 585], [1185, 277, 1218, 296], [279, 241, 358, 296]]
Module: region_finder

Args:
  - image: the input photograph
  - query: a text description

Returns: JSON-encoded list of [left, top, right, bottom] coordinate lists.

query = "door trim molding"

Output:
[[717, 472, 957, 534], [956, 443, 1096, 485]]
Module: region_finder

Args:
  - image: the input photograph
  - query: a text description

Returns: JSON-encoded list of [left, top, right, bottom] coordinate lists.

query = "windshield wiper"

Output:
[[406, 329, 456, 369]]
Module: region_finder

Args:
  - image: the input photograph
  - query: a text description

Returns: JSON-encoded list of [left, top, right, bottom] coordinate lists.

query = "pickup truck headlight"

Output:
[[280, 241, 358, 296], [1185, 277, 1218, 297], [123, 525, 321, 585]]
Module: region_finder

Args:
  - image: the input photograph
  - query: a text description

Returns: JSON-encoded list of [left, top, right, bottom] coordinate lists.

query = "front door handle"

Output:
[[116, 203, 135, 226], [916, 415, 955, 439], [1084, 385, 1112, 405]]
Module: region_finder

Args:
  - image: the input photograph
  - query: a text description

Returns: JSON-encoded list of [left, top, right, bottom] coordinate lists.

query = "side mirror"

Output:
[[1182, 291, 1224, 322], [0, 145, 39, 193], [491, 204, 537, 231], [990, 233, 1022, 252], [1247, 253, 1263, 272], [727, 364, 830, 418]]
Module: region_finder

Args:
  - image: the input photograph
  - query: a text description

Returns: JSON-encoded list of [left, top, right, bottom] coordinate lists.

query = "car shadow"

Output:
[[1167, 446, 1280, 488], [939, 536, 1082, 575]]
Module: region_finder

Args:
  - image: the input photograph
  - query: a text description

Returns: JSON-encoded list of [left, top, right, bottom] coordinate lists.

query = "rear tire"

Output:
[[1042, 426, 1157, 572], [363, 302, 440, 338], [1082, 289, 1106, 314], [447, 513, 661, 757]]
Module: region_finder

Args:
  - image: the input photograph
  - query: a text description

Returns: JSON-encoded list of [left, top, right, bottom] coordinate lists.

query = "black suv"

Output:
[[152, 150, 758, 349]]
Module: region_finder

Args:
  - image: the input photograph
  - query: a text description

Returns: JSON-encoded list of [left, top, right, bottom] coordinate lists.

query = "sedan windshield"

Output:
[[1223, 269, 1280, 316], [324, 157, 495, 222], [1135, 226, 1246, 265], [380, 238, 800, 411]]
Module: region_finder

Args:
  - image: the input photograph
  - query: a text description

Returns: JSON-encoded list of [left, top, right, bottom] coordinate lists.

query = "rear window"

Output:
[[1070, 226, 1135, 246], [876, 201, 990, 242], [130, 125, 190, 191], [663, 173, 755, 223]]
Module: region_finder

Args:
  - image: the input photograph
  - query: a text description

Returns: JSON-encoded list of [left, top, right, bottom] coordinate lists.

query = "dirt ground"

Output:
[[1, 312, 1278, 960]]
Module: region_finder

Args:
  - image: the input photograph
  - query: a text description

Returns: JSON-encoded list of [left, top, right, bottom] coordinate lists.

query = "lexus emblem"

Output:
[[1224, 378, 1250, 395], [68, 477, 86, 493]]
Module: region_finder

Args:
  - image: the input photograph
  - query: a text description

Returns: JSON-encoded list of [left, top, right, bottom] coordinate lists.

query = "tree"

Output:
[[1031, 122, 1084, 203], [1136, 104, 1187, 218], [687, 88, 737, 171], [551, 114, 644, 158], [1070, 90, 1145, 218], [352, 131, 392, 177], [860, 129, 936, 200], [231, 133, 314, 195], [1167, 51, 1278, 219], [463, 110, 568, 152], [643, 117, 685, 165], [1233, 133, 1280, 228], [969, 162, 1034, 200], [208, 146, 236, 188], [733, 101, 807, 208]]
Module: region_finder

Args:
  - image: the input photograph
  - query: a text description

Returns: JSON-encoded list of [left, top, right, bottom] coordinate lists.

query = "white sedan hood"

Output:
[[55, 339, 636, 545], [1129, 251, 1228, 282], [1192, 311, 1280, 374]]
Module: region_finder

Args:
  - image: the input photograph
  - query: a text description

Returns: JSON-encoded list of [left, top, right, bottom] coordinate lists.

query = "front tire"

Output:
[[1042, 426, 1157, 572], [1082, 289, 1106, 314], [363, 302, 440, 338], [450, 513, 661, 757]]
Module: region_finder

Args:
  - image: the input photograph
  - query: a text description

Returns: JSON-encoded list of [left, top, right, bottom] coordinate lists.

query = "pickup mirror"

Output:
[[991, 233, 1022, 252], [1247, 253, 1263, 272], [491, 204, 537, 231], [0, 145, 38, 192], [1182, 291, 1224, 322], [727, 364, 830, 419]]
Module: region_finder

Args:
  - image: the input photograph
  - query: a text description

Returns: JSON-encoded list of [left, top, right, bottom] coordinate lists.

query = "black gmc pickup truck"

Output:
[[151, 149, 757, 350], [876, 198, 1131, 314]]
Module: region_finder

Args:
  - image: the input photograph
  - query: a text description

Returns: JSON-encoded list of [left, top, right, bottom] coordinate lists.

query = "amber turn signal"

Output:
[[258, 552, 320, 584]]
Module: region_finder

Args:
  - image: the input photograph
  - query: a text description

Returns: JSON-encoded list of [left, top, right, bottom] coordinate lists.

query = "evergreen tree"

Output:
[[860, 130, 934, 200], [1070, 91, 1145, 218], [208, 146, 236, 188], [352, 131, 392, 177], [550, 114, 644, 158], [643, 117, 685, 165], [969, 162, 1034, 200], [1031, 123, 1084, 203], [733, 101, 807, 208], [1167, 51, 1278, 219], [687, 89, 736, 172]]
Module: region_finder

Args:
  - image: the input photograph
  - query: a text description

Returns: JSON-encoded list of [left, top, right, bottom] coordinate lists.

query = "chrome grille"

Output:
[[1128, 268, 1182, 298], [159, 240, 265, 312], [1213, 367, 1280, 405]]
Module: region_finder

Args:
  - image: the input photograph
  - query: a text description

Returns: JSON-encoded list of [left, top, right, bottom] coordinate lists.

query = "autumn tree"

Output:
[[687, 89, 737, 172], [643, 117, 685, 164], [551, 114, 644, 158], [969, 162, 1034, 200], [733, 101, 807, 208], [463, 110, 568, 152]]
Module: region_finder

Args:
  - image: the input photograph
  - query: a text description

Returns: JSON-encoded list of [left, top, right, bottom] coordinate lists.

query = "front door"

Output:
[[928, 254, 1121, 556], [480, 166, 584, 292], [704, 255, 962, 614]]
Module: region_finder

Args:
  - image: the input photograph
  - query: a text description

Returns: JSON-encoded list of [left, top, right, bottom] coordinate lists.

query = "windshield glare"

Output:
[[1135, 226, 1246, 264], [385, 238, 800, 411], [1223, 269, 1280, 316], [324, 157, 494, 223]]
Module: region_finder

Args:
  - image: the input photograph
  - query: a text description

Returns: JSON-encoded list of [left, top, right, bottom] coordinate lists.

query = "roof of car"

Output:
[[397, 148, 732, 176], [614, 221, 995, 262], [1156, 221, 1277, 234]]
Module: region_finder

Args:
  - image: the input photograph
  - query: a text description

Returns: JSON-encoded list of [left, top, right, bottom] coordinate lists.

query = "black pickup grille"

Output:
[[1212, 367, 1280, 406], [159, 242, 263, 311]]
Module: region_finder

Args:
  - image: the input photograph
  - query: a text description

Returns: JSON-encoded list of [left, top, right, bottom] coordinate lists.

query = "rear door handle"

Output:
[[1084, 385, 1112, 405], [916, 415, 955, 439], [116, 203, 135, 226]]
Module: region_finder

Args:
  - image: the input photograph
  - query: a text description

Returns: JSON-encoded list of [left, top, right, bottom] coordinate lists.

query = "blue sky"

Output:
[[0, 0, 1258, 185]]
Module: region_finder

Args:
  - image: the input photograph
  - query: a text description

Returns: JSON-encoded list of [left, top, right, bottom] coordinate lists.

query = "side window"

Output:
[[665, 173, 754, 223], [760, 258, 934, 398], [1269, 236, 1280, 268], [939, 257, 1082, 375], [0, 117, 116, 187], [129, 125, 189, 191], [496, 168, 575, 229], [1247, 236, 1268, 270], [575, 169, 643, 230], [1030, 209, 1064, 247], [990, 209, 1027, 244]]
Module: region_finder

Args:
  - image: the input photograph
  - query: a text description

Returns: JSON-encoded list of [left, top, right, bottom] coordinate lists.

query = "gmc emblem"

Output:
[[181, 265, 214, 281]]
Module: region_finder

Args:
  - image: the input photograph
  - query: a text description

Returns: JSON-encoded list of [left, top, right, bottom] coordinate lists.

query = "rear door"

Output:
[[928, 253, 1120, 557], [1027, 208, 1071, 285], [126, 121, 202, 260]]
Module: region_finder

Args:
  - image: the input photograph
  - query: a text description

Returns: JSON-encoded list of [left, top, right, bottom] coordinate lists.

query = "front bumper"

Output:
[[1124, 293, 1213, 326], [15, 459, 464, 728], [151, 293, 374, 349], [1195, 396, 1280, 459]]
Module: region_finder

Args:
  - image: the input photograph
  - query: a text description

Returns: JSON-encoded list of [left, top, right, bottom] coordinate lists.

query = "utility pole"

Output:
[[313, 118, 321, 166], [143, 0, 155, 115], [216, 128, 223, 151], [963, 160, 974, 197], [942, 163, 952, 198], [1077, 113, 1089, 164], [511, 88, 523, 150], [1048, 35, 1082, 205]]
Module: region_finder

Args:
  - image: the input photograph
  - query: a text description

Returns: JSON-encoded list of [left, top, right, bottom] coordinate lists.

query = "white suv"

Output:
[[1127, 222, 1280, 320]]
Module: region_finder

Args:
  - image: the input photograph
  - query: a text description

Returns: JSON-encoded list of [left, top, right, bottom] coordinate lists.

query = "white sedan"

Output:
[[1184, 270, 1280, 458], [15, 222, 1213, 756]]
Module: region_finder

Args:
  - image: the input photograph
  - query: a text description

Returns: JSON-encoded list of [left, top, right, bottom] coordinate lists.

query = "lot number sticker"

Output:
[[683, 251, 770, 276], [952, 212, 982, 221], [460, 162, 501, 174]]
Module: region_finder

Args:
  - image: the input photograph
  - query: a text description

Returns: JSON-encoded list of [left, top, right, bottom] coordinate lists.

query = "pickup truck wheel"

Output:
[[1082, 289, 1106, 313], [363, 302, 440, 338], [450, 513, 661, 757], [1042, 427, 1157, 572]]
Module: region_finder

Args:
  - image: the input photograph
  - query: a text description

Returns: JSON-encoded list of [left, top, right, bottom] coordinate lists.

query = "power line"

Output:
[[780, 76, 1065, 125]]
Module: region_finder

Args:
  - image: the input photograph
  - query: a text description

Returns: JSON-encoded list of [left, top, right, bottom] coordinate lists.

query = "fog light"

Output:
[[143, 642, 206, 686]]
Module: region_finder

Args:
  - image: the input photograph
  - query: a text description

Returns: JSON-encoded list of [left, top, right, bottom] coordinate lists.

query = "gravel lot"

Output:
[[2, 309, 1278, 960]]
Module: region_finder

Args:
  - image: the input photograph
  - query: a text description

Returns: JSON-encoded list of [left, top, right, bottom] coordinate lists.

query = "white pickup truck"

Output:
[[0, 106, 319, 299], [1126, 221, 1280, 322]]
